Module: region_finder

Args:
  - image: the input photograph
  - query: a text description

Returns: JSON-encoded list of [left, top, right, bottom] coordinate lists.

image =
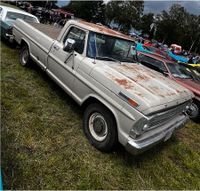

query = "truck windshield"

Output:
[[167, 63, 192, 79], [87, 32, 137, 62], [5, 11, 37, 23]]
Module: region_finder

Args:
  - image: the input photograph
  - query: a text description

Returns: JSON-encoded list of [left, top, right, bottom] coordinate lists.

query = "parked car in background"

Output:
[[167, 50, 189, 63], [136, 42, 175, 62], [179, 62, 200, 81], [143, 45, 175, 62], [170, 44, 182, 55], [13, 19, 194, 155], [136, 42, 153, 54], [137, 52, 200, 122], [0, 5, 39, 42]]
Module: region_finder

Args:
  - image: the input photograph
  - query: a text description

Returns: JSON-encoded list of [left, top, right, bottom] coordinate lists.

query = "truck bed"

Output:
[[29, 22, 62, 40]]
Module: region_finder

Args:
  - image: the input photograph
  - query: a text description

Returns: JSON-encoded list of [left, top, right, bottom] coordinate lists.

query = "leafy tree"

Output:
[[64, 1, 106, 24], [184, 14, 200, 53], [155, 4, 200, 53], [139, 13, 154, 38], [105, 0, 144, 33]]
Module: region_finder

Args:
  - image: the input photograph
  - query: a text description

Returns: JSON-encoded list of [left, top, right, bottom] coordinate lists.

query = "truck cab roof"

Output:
[[67, 19, 134, 42]]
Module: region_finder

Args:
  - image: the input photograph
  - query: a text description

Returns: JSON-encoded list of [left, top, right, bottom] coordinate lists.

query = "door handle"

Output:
[[53, 45, 60, 50]]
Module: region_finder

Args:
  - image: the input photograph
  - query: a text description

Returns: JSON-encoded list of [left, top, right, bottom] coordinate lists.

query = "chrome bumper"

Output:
[[125, 114, 189, 155], [5, 33, 14, 43]]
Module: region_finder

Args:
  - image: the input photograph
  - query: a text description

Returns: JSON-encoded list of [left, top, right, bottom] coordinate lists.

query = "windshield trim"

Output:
[[167, 62, 192, 79], [86, 31, 136, 63]]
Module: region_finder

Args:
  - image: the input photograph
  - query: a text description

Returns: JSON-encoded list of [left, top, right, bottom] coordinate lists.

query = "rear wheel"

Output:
[[83, 103, 118, 152], [20, 44, 31, 67]]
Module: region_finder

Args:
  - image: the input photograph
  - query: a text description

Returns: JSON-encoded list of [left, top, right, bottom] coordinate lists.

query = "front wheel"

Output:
[[189, 100, 200, 123], [20, 44, 31, 67], [83, 103, 118, 152]]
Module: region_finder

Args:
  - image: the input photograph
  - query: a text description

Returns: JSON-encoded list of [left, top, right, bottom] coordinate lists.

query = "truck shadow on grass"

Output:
[[116, 136, 178, 163]]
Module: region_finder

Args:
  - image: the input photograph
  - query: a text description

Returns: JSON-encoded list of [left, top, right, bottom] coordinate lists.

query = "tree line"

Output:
[[63, 1, 200, 53]]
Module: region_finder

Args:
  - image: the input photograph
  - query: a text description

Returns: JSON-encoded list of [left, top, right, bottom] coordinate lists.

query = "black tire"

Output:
[[190, 100, 200, 123], [10, 40, 18, 49], [83, 103, 118, 152], [20, 44, 31, 67]]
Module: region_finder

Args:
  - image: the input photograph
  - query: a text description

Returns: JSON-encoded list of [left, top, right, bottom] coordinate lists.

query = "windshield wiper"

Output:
[[95, 56, 121, 64]]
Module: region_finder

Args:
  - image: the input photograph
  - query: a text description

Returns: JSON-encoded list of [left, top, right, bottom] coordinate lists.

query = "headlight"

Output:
[[186, 103, 198, 118], [130, 117, 149, 139]]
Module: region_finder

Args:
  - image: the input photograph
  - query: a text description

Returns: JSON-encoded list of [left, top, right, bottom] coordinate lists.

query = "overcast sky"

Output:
[[57, 0, 200, 15]]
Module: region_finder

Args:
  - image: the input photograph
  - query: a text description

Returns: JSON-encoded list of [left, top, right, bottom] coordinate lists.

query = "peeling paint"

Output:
[[114, 78, 134, 89], [78, 20, 133, 41]]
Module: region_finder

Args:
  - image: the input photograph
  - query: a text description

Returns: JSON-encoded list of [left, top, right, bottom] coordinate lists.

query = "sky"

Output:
[[144, 1, 200, 15], [56, 0, 200, 15], [57, 0, 70, 7]]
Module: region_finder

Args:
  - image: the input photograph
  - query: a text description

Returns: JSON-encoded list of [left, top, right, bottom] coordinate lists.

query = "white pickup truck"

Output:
[[13, 19, 194, 154]]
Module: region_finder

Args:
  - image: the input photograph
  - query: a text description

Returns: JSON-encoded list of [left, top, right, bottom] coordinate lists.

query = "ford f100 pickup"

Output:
[[13, 19, 194, 154]]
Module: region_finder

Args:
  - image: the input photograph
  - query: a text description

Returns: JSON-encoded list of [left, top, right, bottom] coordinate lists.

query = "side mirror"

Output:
[[63, 38, 75, 52], [131, 45, 138, 61]]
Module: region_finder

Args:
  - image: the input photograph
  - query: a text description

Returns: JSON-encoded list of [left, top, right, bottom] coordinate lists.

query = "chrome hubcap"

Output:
[[89, 112, 108, 142]]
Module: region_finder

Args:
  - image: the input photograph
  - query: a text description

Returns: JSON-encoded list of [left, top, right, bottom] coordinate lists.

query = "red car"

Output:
[[137, 52, 200, 122], [143, 45, 175, 62]]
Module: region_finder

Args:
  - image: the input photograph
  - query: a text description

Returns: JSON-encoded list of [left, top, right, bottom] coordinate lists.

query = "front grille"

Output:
[[147, 101, 189, 130]]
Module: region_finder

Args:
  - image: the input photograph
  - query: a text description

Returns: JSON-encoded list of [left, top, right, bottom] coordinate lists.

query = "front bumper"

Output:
[[5, 33, 14, 43], [125, 114, 189, 155]]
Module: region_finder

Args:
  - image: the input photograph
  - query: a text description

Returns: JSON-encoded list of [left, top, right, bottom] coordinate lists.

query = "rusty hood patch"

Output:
[[90, 62, 193, 113]]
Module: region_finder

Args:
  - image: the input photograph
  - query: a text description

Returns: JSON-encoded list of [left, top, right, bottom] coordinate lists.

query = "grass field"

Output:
[[1, 40, 200, 190]]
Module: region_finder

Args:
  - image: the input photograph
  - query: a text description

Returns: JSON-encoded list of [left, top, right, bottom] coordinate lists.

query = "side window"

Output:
[[64, 27, 86, 54], [153, 60, 167, 72], [138, 54, 167, 73]]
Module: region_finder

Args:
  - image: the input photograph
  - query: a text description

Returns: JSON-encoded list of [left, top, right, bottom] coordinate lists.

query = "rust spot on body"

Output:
[[118, 65, 151, 82], [114, 79, 134, 89], [105, 72, 134, 90], [78, 20, 133, 41]]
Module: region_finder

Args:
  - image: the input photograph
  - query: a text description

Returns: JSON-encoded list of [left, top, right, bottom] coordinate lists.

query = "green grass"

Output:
[[1, 41, 200, 190]]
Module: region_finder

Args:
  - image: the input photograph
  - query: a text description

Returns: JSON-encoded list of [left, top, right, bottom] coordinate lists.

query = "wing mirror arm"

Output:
[[162, 71, 169, 77]]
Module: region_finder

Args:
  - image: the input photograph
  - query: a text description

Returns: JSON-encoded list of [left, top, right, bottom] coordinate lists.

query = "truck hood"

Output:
[[90, 61, 193, 114]]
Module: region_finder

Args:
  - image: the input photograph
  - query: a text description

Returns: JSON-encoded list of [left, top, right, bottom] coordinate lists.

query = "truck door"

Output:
[[47, 26, 86, 93]]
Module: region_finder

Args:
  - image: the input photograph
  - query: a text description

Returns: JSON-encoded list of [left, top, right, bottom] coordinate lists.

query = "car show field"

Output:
[[1, 1, 200, 190], [1, 41, 200, 190]]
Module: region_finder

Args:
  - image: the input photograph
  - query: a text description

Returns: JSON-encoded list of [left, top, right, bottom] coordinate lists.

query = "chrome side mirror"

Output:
[[131, 45, 138, 61], [63, 38, 75, 52]]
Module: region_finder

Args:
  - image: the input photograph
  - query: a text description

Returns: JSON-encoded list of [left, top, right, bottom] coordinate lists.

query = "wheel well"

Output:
[[193, 98, 200, 107], [81, 97, 118, 128], [20, 39, 28, 48]]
